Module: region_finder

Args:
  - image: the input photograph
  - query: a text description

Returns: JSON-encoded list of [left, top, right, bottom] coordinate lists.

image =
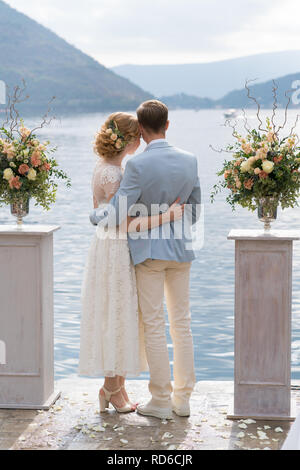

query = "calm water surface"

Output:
[[1, 109, 300, 382]]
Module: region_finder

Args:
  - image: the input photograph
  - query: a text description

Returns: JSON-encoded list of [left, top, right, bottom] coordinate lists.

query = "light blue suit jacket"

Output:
[[90, 141, 201, 265]]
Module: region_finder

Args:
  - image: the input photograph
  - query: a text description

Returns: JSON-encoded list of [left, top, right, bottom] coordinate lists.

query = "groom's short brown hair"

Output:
[[137, 100, 169, 133]]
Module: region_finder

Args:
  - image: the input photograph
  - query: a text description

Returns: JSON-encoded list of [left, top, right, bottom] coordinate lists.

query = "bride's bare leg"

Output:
[[102, 376, 128, 409], [118, 376, 138, 407]]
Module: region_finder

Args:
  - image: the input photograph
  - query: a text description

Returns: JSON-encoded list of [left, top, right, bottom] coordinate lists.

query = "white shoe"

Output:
[[99, 387, 135, 414], [137, 400, 173, 420], [172, 401, 190, 417]]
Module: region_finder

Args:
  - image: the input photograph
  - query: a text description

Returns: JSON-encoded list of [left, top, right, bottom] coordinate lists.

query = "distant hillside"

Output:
[[159, 73, 300, 110], [0, 1, 152, 115], [112, 51, 300, 100], [218, 73, 300, 109], [160, 93, 214, 110]]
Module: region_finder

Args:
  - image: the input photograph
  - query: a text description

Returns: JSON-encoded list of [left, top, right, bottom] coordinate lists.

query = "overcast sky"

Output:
[[5, 0, 300, 67]]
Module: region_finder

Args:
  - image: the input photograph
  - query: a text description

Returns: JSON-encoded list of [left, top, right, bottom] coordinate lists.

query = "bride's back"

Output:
[[92, 158, 122, 207]]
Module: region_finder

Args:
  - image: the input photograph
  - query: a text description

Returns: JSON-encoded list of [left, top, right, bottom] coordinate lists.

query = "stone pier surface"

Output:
[[0, 378, 299, 451]]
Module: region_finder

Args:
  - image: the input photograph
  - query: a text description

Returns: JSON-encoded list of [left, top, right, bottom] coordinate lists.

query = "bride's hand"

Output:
[[164, 198, 185, 222]]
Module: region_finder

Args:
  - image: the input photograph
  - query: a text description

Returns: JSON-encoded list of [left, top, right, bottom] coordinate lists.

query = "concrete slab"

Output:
[[0, 378, 299, 451]]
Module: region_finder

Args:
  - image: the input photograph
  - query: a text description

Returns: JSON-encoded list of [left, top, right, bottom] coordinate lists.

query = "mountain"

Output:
[[0, 1, 152, 115], [156, 73, 300, 110], [160, 93, 214, 110], [112, 51, 300, 100], [218, 73, 300, 109]]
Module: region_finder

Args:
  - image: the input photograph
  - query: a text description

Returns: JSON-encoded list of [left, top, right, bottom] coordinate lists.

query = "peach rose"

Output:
[[254, 167, 261, 175], [224, 170, 231, 179], [31, 151, 42, 168], [259, 171, 269, 179], [274, 155, 283, 164], [19, 126, 31, 141], [235, 178, 242, 189], [9, 176, 22, 190], [244, 178, 254, 190], [18, 164, 30, 176], [41, 162, 51, 172]]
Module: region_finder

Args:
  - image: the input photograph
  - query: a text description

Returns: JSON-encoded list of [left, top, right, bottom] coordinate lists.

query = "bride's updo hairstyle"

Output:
[[94, 112, 140, 160]]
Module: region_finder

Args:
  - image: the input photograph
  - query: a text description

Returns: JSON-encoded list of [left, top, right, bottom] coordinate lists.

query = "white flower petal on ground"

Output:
[[275, 427, 283, 433], [114, 426, 125, 432], [120, 439, 128, 445], [168, 445, 177, 450], [237, 432, 245, 439], [257, 431, 268, 440], [92, 426, 106, 432], [238, 423, 248, 429], [235, 441, 243, 448], [264, 425, 271, 430], [243, 419, 256, 424], [162, 432, 174, 440]]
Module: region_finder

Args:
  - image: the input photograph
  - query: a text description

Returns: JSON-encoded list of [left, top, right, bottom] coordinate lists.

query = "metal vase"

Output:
[[10, 197, 30, 226], [257, 197, 278, 232]]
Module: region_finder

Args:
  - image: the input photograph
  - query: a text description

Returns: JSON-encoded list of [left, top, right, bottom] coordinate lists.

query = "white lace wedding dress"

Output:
[[79, 158, 148, 378]]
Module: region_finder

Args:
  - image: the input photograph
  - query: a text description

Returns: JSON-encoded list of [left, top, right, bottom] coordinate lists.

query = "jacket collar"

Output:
[[145, 140, 172, 152]]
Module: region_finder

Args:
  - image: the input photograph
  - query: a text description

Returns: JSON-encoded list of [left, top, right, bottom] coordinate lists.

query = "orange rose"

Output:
[[244, 178, 254, 190], [18, 164, 30, 176], [274, 155, 283, 164], [41, 162, 51, 172], [259, 171, 268, 179], [9, 176, 22, 190], [31, 151, 42, 168]]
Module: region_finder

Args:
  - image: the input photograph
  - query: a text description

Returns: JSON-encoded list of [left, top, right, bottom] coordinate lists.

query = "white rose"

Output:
[[240, 160, 251, 173], [27, 168, 37, 181], [262, 161, 274, 174], [3, 168, 14, 180]]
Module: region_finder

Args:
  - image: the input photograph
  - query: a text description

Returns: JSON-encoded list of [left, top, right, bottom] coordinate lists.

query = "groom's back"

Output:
[[127, 140, 201, 266], [131, 142, 198, 209]]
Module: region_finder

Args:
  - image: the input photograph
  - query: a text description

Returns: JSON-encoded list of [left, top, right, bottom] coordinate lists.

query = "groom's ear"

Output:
[[165, 120, 170, 131]]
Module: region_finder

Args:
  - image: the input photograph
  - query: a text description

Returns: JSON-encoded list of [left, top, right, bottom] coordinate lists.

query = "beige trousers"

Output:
[[135, 259, 196, 407]]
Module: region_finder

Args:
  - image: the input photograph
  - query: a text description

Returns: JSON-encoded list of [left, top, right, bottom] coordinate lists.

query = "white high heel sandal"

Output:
[[99, 386, 135, 414]]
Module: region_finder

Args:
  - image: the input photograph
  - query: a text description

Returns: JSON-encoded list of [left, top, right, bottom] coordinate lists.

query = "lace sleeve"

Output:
[[101, 165, 122, 198]]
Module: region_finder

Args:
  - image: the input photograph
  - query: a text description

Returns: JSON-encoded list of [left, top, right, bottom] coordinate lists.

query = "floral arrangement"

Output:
[[211, 81, 300, 211], [0, 83, 70, 210], [102, 120, 127, 150]]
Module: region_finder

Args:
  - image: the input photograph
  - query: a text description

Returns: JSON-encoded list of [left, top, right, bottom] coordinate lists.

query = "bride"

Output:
[[79, 112, 184, 414]]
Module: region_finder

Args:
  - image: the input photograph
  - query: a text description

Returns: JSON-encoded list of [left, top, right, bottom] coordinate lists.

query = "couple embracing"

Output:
[[79, 100, 201, 420]]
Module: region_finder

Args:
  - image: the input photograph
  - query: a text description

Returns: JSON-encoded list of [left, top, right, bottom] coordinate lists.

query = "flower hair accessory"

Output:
[[103, 120, 128, 150]]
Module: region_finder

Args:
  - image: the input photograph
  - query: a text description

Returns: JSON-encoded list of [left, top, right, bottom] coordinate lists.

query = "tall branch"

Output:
[[271, 80, 278, 134], [29, 96, 56, 136], [245, 79, 267, 132], [276, 89, 293, 135]]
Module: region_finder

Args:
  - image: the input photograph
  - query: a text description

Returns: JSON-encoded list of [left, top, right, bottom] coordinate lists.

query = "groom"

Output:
[[91, 100, 201, 419]]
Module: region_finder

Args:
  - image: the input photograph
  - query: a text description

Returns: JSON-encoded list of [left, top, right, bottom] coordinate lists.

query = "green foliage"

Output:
[[211, 120, 300, 212], [0, 125, 71, 210]]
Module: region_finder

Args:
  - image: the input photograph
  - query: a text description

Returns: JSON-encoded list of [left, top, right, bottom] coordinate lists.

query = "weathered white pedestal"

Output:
[[227, 229, 300, 421], [0, 225, 61, 409]]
